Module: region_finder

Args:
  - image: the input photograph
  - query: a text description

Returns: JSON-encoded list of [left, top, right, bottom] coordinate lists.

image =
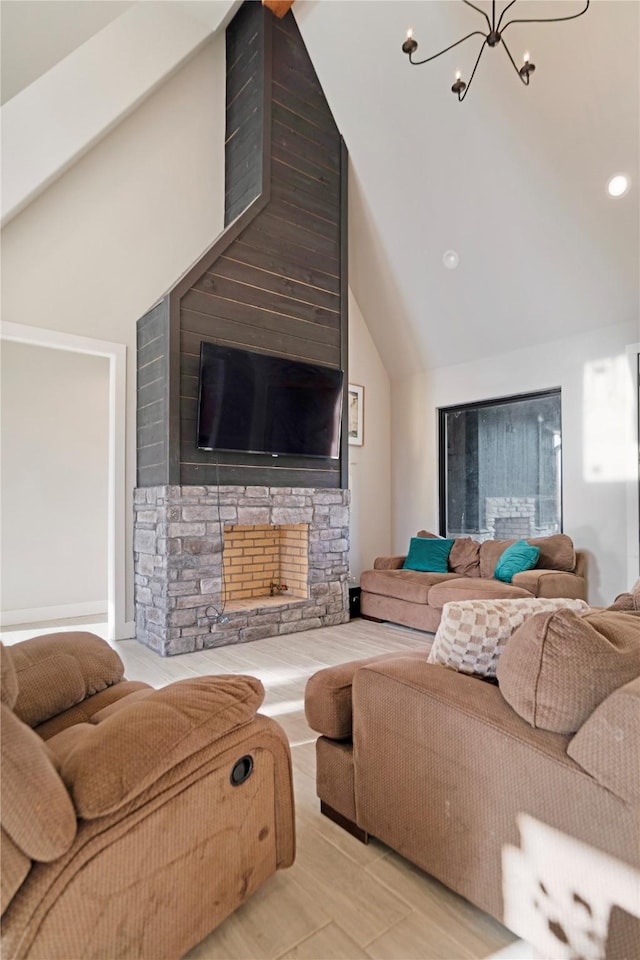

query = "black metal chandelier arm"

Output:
[[462, 0, 492, 31], [500, 0, 589, 35], [457, 38, 489, 101], [501, 36, 530, 84], [408, 30, 487, 66], [496, 0, 518, 33]]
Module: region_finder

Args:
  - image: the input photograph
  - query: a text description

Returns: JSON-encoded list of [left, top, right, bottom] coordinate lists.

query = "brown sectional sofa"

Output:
[[305, 603, 640, 958], [360, 532, 587, 632]]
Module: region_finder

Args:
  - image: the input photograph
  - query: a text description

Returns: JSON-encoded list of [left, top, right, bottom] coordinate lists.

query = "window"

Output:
[[439, 390, 562, 542]]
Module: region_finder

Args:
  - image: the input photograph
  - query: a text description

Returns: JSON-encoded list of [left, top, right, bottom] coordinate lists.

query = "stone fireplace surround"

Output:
[[134, 485, 350, 656]]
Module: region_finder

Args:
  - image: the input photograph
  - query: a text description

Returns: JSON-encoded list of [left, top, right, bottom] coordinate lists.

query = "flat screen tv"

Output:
[[196, 343, 343, 459]]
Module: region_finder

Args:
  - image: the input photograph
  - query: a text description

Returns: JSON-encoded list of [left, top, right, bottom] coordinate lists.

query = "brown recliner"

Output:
[[1, 632, 295, 959]]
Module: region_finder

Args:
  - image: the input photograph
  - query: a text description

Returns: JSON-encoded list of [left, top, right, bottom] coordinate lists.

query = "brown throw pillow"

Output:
[[496, 608, 640, 734], [448, 537, 481, 577], [415, 533, 480, 575], [479, 533, 576, 579]]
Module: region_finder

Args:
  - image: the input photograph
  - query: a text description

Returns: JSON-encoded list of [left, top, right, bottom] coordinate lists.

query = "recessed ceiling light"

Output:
[[443, 250, 459, 270], [607, 174, 630, 198]]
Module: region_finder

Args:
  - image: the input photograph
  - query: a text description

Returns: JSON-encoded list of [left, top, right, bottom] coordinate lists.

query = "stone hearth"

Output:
[[133, 486, 350, 656]]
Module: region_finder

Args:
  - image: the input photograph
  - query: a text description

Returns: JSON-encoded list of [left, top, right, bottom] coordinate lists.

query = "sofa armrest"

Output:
[[305, 651, 427, 739], [373, 556, 406, 570], [10, 632, 125, 728], [56, 675, 265, 818], [568, 677, 640, 804], [511, 568, 587, 600]]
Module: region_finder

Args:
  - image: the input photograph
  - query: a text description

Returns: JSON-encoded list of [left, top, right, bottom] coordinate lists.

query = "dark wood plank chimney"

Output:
[[136, 0, 348, 490]]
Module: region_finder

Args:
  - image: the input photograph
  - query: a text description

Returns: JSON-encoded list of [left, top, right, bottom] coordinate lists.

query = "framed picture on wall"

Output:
[[348, 383, 364, 446]]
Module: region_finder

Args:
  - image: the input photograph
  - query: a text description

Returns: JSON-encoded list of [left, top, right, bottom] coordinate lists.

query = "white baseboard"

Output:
[[0, 600, 107, 627]]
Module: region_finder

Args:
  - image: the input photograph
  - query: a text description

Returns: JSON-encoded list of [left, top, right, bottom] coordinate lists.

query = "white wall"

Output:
[[348, 289, 391, 578], [1, 1, 134, 104], [392, 321, 638, 606], [1, 35, 226, 629], [1, 342, 109, 617]]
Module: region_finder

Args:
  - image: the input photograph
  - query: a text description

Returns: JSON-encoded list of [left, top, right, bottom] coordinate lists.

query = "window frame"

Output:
[[438, 388, 563, 539]]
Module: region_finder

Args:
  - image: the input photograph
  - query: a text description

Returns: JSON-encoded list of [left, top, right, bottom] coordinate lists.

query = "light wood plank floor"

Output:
[[2, 617, 521, 959]]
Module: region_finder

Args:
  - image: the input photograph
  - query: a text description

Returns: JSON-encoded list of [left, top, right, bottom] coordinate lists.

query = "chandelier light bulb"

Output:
[[607, 174, 630, 198], [402, 26, 418, 55], [519, 49, 535, 81], [451, 69, 466, 97]]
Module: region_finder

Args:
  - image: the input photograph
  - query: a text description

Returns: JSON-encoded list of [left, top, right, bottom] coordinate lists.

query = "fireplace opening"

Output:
[[223, 523, 309, 607]]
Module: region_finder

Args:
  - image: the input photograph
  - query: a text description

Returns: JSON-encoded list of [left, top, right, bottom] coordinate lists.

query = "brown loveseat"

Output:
[[305, 603, 640, 958], [1, 632, 295, 959], [361, 532, 587, 632]]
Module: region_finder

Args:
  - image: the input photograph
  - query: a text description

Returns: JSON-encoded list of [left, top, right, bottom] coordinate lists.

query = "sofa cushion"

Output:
[[497, 609, 640, 734], [494, 540, 540, 583], [479, 534, 576, 579], [567, 676, 640, 804], [360, 569, 461, 605], [510, 568, 586, 600], [403, 537, 455, 573], [428, 597, 589, 679], [427, 577, 533, 609], [34, 681, 152, 741]]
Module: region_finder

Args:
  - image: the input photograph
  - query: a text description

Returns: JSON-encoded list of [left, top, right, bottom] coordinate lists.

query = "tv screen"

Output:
[[196, 343, 343, 459]]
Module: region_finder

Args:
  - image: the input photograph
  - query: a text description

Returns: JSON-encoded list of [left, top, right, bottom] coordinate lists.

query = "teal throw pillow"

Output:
[[403, 538, 455, 574], [494, 540, 540, 583]]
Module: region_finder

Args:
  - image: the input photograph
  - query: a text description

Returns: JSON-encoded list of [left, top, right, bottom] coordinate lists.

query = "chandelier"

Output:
[[402, 1, 590, 101]]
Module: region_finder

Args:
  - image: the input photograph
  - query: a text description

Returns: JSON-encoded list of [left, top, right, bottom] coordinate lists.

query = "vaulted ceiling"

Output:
[[2, 1, 638, 378], [295, 0, 639, 375]]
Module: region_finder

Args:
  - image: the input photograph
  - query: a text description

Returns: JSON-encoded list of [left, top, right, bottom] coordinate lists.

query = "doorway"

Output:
[[0, 322, 126, 641]]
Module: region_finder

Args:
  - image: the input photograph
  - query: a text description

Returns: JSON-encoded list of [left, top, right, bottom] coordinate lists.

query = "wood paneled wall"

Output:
[[225, 1, 265, 226], [136, 1, 347, 489], [136, 301, 170, 487]]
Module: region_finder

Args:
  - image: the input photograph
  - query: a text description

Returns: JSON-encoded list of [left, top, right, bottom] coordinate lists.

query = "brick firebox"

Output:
[[133, 486, 350, 656], [224, 524, 309, 602]]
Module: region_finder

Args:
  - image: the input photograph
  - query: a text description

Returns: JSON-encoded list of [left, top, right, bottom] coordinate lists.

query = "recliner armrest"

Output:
[[56, 675, 265, 818], [10, 633, 125, 728], [511, 568, 587, 600]]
